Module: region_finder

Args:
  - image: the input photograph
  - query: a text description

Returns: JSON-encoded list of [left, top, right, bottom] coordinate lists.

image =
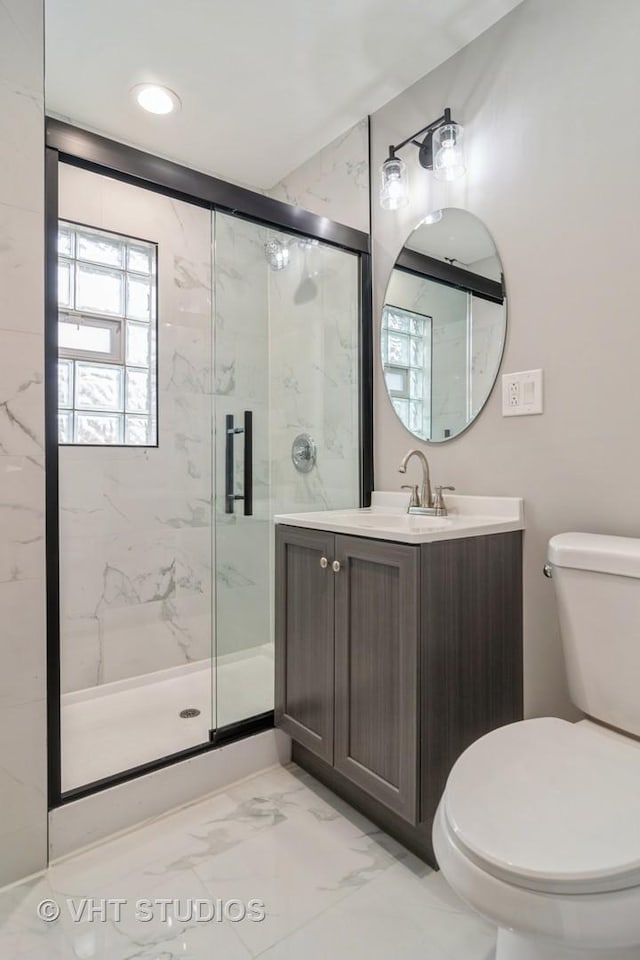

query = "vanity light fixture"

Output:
[[379, 107, 466, 210], [131, 83, 181, 115]]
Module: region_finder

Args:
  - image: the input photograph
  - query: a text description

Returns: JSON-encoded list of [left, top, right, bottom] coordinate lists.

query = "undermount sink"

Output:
[[275, 492, 525, 545]]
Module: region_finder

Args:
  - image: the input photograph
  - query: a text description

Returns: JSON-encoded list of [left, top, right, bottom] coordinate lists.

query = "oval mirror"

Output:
[[381, 208, 506, 442]]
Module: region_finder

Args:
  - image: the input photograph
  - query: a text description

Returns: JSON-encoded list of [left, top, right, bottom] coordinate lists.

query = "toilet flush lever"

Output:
[[543, 563, 553, 579]]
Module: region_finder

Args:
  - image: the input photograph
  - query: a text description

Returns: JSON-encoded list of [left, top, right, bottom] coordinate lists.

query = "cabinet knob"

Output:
[[332, 560, 341, 573], [320, 556, 328, 569]]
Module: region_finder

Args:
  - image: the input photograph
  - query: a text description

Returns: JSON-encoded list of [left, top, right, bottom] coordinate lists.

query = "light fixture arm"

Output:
[[386, 107, 452, 161]]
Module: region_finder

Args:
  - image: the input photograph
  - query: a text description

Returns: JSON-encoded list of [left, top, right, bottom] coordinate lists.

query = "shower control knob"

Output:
[[320, 556, 328, 569], [332, 560, 341, 573]]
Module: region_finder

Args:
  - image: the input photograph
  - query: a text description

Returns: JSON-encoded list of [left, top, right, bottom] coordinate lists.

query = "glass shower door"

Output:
[[213, 212, 273, 730], [212, 212, 361, 732], [57, 166, 215, 792]]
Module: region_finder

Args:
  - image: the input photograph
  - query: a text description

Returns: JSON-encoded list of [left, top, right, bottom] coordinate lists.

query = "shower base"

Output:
[[61, 645, 274, 793]]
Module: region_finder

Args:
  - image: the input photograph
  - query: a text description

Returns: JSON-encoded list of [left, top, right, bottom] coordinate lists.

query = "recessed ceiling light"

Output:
[[131, 83, 181, 116]]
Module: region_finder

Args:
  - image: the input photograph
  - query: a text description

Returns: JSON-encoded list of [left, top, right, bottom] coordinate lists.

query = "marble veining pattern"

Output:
[[0, 764, 496, 959], [0, 0, 47, 887], [268, 119, 370, 234], [269, 240, 361, 520], [59, 196, 362, 724], [213, 213, 272, 670], [58, 166, 214, 694]]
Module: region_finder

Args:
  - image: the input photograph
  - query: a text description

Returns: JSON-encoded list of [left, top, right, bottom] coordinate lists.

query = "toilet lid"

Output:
[[443, 718, 640, 894]]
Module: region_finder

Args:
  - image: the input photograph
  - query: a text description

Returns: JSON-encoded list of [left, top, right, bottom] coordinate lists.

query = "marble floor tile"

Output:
[[0, 763, 496, 960], [194, 807, 403, 955]]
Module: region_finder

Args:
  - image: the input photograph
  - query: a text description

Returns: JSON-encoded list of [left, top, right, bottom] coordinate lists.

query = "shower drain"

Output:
[[179, 707, 201, 719]]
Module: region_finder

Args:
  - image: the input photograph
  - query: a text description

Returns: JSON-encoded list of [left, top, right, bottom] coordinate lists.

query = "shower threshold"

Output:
[[60, 645, 274, 793]]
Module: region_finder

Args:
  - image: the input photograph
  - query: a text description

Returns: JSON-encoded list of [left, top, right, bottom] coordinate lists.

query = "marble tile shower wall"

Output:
[[431, 287, 468, 441], [59, 166, 214, 693], [268, 119, 370, 233], [213, 216, 361, 662], [0, 0, 47, 885], [58, 180, 362, 700], [470, 296, 505, 418], [269, 242, 360, 518]]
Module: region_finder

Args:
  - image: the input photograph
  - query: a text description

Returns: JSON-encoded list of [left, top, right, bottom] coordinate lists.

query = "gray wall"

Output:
[[371, 0, 640, 719], [274, 0, 640, 720], [0, 0, 47, 884]]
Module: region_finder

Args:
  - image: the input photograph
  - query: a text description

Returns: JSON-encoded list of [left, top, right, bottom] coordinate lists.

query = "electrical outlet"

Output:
[[502, 370, 543, 417]]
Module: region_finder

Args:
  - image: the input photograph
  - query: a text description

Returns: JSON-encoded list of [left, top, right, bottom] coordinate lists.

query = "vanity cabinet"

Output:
[[275, 529, 419, 820], [275, 523, 523, 863], [274, 527, 336, 763]]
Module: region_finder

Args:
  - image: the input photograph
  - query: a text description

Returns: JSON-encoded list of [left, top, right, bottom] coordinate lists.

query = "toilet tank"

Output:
[[549, 532, 640, 737]]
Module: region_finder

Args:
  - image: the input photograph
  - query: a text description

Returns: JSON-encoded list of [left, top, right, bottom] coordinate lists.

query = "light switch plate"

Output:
[[502, 369, 543, 416]]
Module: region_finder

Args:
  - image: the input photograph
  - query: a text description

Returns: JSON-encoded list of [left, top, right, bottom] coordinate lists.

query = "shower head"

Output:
[[294, 247, 319, 305]]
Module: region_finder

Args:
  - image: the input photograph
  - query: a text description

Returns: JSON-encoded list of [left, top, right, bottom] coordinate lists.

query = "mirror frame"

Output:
[[380, 207, 507, 444]]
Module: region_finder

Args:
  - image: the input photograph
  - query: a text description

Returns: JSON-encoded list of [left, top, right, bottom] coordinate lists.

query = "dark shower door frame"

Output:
[[45, 119, 374, 809]]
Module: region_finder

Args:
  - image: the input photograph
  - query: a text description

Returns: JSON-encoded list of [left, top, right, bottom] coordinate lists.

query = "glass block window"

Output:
[[382, 305, 432, 440], [57, 222, 157, 445]]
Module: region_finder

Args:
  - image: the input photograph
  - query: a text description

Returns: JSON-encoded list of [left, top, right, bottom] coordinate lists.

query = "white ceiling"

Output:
[[45, 0, 521, 190]]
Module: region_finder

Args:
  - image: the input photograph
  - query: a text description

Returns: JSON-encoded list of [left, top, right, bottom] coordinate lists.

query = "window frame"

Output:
[[58, 311, 124, 365], [57, 219, 159, 449], [383, 364, 410, 400]]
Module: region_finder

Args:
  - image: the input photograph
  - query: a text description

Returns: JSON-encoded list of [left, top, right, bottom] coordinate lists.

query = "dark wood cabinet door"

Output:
[[333, 535, 419, 823], [275, 525, 336, 763], [420, 532, 523, 822]]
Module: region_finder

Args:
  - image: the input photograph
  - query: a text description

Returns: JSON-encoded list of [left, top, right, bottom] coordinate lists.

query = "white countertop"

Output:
[[275, 493, 525, 545]]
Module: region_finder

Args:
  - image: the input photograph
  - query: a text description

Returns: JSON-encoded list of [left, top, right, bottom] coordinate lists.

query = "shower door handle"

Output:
[[243, 410, 253, 516], [225, 411, 253, 516]]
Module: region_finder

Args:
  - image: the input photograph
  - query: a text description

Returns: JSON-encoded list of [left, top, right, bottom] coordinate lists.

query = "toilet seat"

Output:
[[443, 717, 640, 895]]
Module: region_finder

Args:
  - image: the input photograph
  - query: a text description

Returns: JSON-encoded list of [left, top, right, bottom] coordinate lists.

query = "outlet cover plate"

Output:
[[502, 369, 543, 416]]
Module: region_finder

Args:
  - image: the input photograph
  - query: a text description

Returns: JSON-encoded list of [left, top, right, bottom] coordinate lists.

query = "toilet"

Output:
[[432, 532, 640, 960]]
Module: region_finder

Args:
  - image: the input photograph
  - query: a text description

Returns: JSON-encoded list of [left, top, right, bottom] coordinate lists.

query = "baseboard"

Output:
[[49, 728, 291, 862]]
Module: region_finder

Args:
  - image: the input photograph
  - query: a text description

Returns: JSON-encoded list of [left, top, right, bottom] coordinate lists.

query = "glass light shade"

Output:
[[380, 157, 410, 210], [433, 122, 466, 182]]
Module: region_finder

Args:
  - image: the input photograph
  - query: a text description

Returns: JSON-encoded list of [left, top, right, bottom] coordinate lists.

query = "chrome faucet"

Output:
[[398, 449, 433, 509]]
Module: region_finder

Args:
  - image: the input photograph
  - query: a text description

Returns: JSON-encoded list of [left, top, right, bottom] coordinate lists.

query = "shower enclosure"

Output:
[[46, 130, 369, 799]]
